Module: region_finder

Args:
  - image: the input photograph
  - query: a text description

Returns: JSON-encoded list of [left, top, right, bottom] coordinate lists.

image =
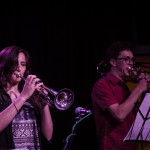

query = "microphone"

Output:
[[75, 107, 92, 115]]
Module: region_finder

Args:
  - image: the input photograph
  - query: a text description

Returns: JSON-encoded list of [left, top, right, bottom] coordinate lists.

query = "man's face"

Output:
[[115, 50, 134, 78]]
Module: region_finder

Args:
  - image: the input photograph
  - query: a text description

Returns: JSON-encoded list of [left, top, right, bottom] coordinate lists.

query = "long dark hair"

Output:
[[0, 46, 31, 91]]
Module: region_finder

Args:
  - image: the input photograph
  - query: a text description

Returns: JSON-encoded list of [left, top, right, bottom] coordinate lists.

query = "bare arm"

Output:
[[0, 75, 43, 132], [108, 78, 148, 122], [31, 87, 53, 141], [0, 95, 26, 132], [40, 105, 53, 141]]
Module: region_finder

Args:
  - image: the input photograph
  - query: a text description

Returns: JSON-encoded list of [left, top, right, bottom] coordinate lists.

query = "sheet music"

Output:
[[123, 93, 150, 141]]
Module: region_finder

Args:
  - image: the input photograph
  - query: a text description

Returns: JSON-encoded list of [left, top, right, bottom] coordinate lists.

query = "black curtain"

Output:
[[0, 1, 149, 150]]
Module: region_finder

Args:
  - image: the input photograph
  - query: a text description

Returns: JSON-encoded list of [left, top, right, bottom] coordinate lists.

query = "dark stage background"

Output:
[[0, 1, 150, 150]]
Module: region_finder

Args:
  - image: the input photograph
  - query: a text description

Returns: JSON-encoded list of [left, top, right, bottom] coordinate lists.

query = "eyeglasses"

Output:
[[116, 56, 135, 64]]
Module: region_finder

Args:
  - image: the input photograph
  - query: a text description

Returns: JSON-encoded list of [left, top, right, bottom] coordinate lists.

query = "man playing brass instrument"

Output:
[[91, 41, 150, 150]]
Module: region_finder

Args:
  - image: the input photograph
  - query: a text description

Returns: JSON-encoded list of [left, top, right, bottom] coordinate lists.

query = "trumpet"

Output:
[[17, 73, 74, 110], [128, 66, 146, 76], [128, 66, 150, 83]]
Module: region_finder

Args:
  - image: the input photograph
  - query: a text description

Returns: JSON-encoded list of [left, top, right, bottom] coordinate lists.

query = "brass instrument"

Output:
[[96, 60, 109, 77], [128, 66, 150, 84], [128, 66, 146, 77], [128, 66, 145, 74], [17, 73, 74, 110]]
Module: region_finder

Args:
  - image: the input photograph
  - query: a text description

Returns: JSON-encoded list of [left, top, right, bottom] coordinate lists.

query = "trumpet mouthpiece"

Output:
[[16, 73, 21, 78], [128, 67, 134, 71], [16, 73, 26, 81]]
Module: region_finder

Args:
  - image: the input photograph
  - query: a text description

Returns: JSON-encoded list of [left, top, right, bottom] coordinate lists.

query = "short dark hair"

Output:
[[105, 41, 135, 64]]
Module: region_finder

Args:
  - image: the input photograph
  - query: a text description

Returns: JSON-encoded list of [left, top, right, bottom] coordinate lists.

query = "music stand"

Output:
[[123, 93, 150, 150]]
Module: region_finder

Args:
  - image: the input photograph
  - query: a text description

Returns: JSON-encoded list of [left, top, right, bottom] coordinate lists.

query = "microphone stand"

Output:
[[63, 112, 92, 150]]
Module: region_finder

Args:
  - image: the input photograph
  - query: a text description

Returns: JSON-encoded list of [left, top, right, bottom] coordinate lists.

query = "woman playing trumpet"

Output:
[[0, 46, 53, 150]]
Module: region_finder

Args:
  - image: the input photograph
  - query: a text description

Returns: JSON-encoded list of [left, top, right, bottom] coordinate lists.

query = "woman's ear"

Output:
[[110, 58, 117, 67]]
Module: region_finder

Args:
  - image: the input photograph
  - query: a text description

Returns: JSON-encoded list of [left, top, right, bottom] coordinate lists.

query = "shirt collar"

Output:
[[106, 72, 125, 86]]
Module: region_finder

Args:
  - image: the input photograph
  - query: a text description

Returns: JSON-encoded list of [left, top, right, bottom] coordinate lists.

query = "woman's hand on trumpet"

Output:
[[19, 74, 49, 110], [20, 74, 43, 101], [31, 86, 49, 110]]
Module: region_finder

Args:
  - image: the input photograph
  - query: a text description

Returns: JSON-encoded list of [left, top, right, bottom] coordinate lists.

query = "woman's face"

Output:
[[11, 52, 27, 84]]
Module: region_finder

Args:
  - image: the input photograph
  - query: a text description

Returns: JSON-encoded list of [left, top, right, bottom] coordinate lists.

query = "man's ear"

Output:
[[110, 58, 117, 67]]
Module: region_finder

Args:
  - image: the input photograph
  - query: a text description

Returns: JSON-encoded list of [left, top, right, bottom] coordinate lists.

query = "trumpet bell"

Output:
[[54, 88, 74, 110]]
